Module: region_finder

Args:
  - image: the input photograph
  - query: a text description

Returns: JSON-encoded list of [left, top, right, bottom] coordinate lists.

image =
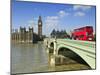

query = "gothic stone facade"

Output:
[[12, 16, 43, 43], [12, 27, 34, 43]]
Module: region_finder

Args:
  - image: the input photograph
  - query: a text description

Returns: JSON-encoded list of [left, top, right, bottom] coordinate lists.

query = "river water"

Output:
[[11, 41, 90, 74]]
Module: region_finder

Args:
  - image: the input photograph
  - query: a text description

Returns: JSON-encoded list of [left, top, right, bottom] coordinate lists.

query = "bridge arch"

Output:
[[44, 38, 95, 69], [57, 46, 91, 68]]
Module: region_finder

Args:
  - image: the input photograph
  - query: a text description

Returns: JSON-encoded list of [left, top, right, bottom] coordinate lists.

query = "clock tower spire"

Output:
[[38, 16, 42, 37]]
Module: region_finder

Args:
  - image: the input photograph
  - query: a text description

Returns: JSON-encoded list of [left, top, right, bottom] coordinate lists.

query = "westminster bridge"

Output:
[[44, 38, 96, 69]]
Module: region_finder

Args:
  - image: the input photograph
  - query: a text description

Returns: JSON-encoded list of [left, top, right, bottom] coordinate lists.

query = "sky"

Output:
[[12, 0, 96, 36]]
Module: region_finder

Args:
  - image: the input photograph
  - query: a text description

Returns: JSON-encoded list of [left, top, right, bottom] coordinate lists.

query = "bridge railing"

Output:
[[57, 39, 95, 48]]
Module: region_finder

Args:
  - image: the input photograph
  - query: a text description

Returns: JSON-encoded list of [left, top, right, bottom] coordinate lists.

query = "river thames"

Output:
[[11, 41, 90, 74]]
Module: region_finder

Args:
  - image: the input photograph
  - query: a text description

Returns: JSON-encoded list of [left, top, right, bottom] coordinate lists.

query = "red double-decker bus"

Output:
[[71, 26, 94, 41]]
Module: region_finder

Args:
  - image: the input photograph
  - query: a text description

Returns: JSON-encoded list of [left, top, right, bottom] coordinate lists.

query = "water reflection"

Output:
[[11, 42, 49, 74]]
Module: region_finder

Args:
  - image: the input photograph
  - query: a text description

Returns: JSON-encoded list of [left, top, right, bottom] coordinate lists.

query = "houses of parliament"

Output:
[[11, 16, 43, 43]]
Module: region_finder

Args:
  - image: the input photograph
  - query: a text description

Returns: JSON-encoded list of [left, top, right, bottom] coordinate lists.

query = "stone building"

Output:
[[50, 29, 71, 39], [11, 29, 20, 41], [28, 27, 33, 42], [20, 27, 26, 42], [11, 16, 43, 43]]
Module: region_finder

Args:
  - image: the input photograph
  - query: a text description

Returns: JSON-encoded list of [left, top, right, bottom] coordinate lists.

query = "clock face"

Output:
[[39, 22, 41, 25]]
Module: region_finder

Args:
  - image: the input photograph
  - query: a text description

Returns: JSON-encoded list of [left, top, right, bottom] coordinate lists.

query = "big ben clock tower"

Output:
[[38, 16, 42, 37]]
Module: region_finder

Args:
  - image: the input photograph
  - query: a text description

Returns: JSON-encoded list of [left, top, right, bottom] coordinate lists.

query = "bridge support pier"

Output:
[[49, 38, 66, 67], [49, 38, 57, 67], [49, 55, 56, 67], [53, 39, 57, 55], [49, 54, 66, 66], [55, 55, 66, 65]]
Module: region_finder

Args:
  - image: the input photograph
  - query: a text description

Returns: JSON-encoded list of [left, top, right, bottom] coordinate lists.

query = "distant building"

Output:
[[50, 29, 71, 39], [11, 16, 43, 43]]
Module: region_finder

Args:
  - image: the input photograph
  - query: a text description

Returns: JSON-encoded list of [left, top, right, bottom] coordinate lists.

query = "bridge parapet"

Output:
[[57, 39, 95, 48]]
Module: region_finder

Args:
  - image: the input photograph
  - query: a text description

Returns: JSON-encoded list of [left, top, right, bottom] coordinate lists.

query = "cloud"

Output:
[[44, 16, 59, 35], [58, 10, 69, 17], [45, 16, 59, 29], [73, 5, 92, 11], [27, 19, 38, 32], [28, 17, 38, 24], [44, 10, 70, 35], [74, 11, 85, 16], [46, 16, 59, 20], [28, 20, 34, 24], [28, 20, 35, 27]]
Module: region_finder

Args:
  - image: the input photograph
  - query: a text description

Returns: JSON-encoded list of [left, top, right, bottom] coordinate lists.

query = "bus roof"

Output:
[[74, 26, 93, 31]]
